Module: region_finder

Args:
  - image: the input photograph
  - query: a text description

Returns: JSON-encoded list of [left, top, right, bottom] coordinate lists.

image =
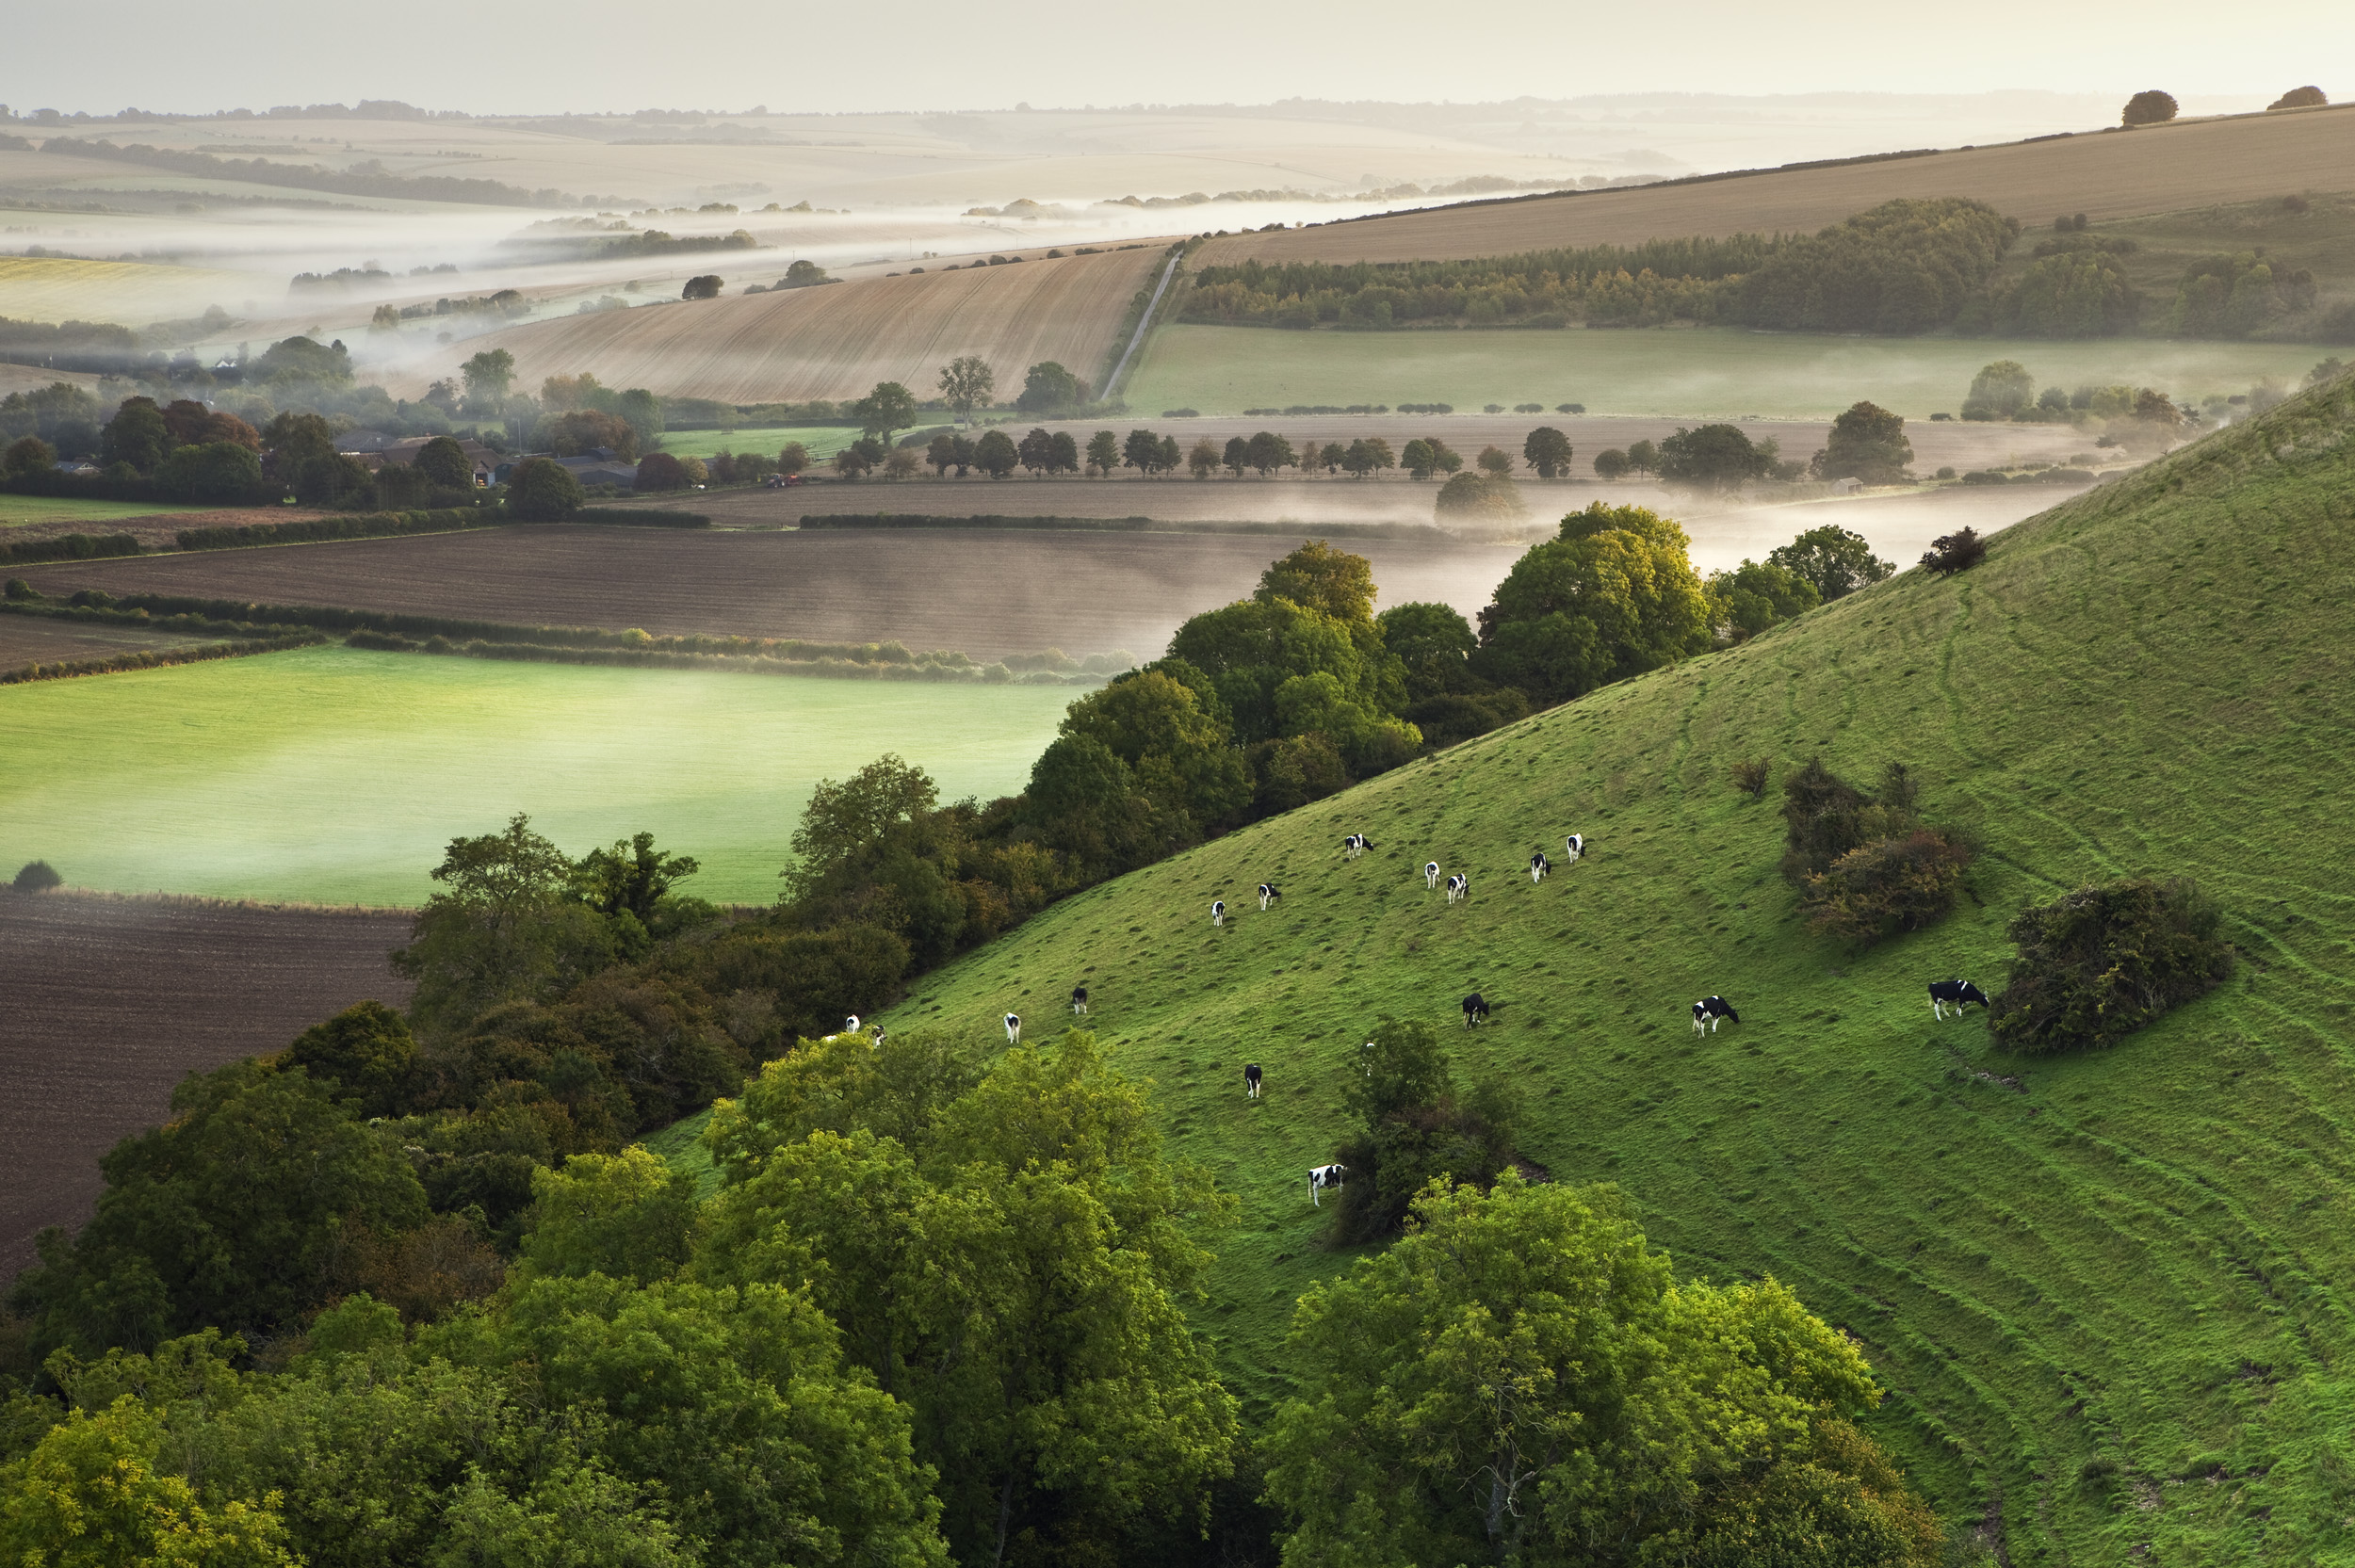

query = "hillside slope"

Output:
[[388, 246, 1165, 403], [871, 379, 2355, 1560], [1200, 104, 2355, 264]]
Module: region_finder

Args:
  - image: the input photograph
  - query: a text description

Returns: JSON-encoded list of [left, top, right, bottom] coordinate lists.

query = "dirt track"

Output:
[[0, 894, 413, 1285], [1200, 105, 2355, 264]]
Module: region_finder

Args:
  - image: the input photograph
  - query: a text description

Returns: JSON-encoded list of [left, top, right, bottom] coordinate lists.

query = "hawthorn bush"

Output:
[[1990, 878, 2233, 1053]]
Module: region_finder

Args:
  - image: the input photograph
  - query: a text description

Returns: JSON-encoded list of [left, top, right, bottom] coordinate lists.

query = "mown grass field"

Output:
[[0, 495, 206, 528], [761, 376, 2351, 1560], [1124, 322, 2332, 421], [653, 426, 863, 463], [0, 646, 1076, 907]]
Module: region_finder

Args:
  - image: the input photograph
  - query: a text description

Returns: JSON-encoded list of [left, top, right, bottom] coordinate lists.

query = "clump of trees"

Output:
[[1768, 525, 1895, 602], [2166, 251, 2317, 338], [1990, 878, 2234, 1053], [2122, 89, 2179, 126], [1704, 558, 1819, 642], [1811, 401, 1913, 484], [1781, 759, 1977, 943], [1324, 1019, 1519, 1243], [1472, 502, 1713, 703], [1433, 469, 1527, 525], [1726, 198, 2022, 334], [1656, 423, 1790, 492], [2268, 86, 2328, 110]]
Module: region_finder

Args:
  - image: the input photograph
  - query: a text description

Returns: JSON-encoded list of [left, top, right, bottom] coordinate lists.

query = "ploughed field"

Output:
[[0, 893, 414, 1282], [0, 615, 230, 669]]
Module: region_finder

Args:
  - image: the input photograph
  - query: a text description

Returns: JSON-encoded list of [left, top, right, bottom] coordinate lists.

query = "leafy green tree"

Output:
[[1521, 426, 1573, 477], [1085, 428, 1120, 476], [394, 815, 615, 1034], [1156, 433, 1181, 473], [1048, 430, 1079, 474], [937, 355, 996, 426], [776, 440, 810, 476], [519, 1146, 702, 1285], [1591, 446, 1631, 480], [616, 386, 664, 445], [1015, 360, 1086, 416], [1263, 1173, 1921, 1568], [460, 348, 515, 409], [1376, 602, 1478, 701], [101, 396, 172, 474], [681, 274, 723, 299], [854, 382, 918, 447], [1656, 423, 1777, 493], [411, 435, 475, 490], [1058, 670, 1253, 834], [1705, 558, 1822, 641], [972, 428, 1018, 477], [1624, 437, 1658, 475], [1258, 540, 1377, 626], [1962, 359, 2036, 419], [157, 441, 265, 503], [2122, 89, 2178, 125], [1767, 524, 1894, 602], [1473, 502, 1712, 704], [2164, 251, 2317, 338], [573, 831, 701, 928], [0, 1397, 300, 1567], [505, 456, 585, 522], [783, 258, 832, 286], [13, 859, 65, 892], [1244, 430, 1294, 475], [1121, 428, 1163, 475], [284, 1001, 416, 1120], [1811, 401, 1913, 484], [787, 755, 939, 896], [2, 432, 56, 479], [1996, 246, 2140, 337], [1222, 435, 1249, 477], [1187, 436, 1221, 478], [1015, 427, 1058, 476]]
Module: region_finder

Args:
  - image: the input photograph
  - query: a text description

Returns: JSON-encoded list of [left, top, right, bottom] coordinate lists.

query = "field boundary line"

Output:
[[1104, 250, 1185, 399]]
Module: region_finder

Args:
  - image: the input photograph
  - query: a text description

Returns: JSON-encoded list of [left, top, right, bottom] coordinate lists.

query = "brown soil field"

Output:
[[0, 893, 413, 1285], [0, 615, 218, 668], [1199, 105, 2355, 264], [386, 246, 1167, 404]]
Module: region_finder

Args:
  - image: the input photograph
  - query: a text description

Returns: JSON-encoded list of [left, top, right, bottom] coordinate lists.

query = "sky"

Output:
[[3, 0, 2348, 117]]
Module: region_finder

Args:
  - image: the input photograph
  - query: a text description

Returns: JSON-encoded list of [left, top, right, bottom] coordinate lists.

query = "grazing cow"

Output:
[[844, 1014, 861, 1034], [1343, 832, 1372, 860], [1211, 899, 1226, 927], [869, 1023, 886, 1046], [1004, 1012, 1022, 1046], [1070, 986, 1089, 1015], [1446, 873, 1470, 905], [1244, 1063, 1262, 1099], [1462, 993, 1491, 1027], [1929, 979, 1990, 1021], [1259, 882, 1281, 911], [1563, 833, 1585, 865], [1691, 996, 1740, 1034], [1425, 861, 1441, 890], [1530, 850, 1551, 883], [1307, 1162, 1347, 1206]]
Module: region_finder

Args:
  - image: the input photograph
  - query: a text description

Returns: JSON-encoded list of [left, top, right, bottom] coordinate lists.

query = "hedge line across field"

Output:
[[796, 513, 1450, 539], [0, 532, 143, 566], [0, 631, 326, 686], [175, 508, 495, 551], [343, 629, 1095, 684]]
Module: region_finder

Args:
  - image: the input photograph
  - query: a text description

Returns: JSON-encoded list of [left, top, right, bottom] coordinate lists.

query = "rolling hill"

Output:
[[842, 374, 2355, 1560], [387, 245, 1168, 403], [1199, 104, 2355, 264]]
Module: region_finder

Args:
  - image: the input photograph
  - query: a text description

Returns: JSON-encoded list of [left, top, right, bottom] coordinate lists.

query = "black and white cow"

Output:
[[1462, 993, 1491, 1027], [1244, 1063, 1263, 1099], [1424, 861, 1442, 890], [1691, 995, 1740, 1034], [1529, 850, 1551, 883], [1259, 883, 1281, 912], [869, 1023, 886, 1046], [1003, 1012, 1022, 1046], [1070, 986, 1089, 1015], [1343, 833, 1373, 860], [1307, 1162, 1347, 1206], [1563, 833, 1585, 865], [1211, 899, 1226, 927], [1446, 873, 1470, 905], [843, 1014, 861, 1034], [1929, 979, 1990, 1021]]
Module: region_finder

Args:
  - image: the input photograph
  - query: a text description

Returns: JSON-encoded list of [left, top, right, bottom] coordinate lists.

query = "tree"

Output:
[[1434, 472, 1528, 524], [393, 814, 614, 1033], [681, 274, 723, 299], [1476, 445, 1514, 477], [1625, 438, 1659, 476], [1222, 435, 1250, 477], [1188, 437, 1221, 479], [853, 381, 918, 447], [1767, 525, 1894, 602], [787, 754, 940, 894], [1244, 430, 1294, 476], [156, 441, 264, 504], [1122, 428, 1163, 476], [2122, 89, 2179, 125], [413, 434, 476, 490], [1157, 433, 1181, 474], [783, 257, 832, 286], [505, 456, 585, 521], [1015, 360, 1087, 416], [1961, 360, 2035, 420], [1705, 558, 1821, 641], [13, 859, 64, 892], [574, 831, 701, 925], [1015, 426, 1059, 476], [284, 1000, 416, 1120], [1085, 428, 1120, 477], [2, 432, 56, 479], [256, 336, 353, 386], [519, 1146, 702, 1285], [937, 355, 996, 425], [1377, 602, 1478, 702], [2268, 86, 2328, 110], [1655, 424, 1776, 493], [460, 348, 515, 409], [1262, 1173, 1928, 1568], [1257, 540, 1377, 625], [1521, 426, 1573, 477], [1811, 400, 1913, 485], [0, 1398, 300, 1567], [1592, 446, 1631, 480], [1473, 502, 1713, 704], [636, 451, 689, 491], [833, 440, 881, 479], [972, 428, 1018, 477], [1048, 430, 1079, 475], [101, 396, 171, 474], [1058, 671, 1253, 834]]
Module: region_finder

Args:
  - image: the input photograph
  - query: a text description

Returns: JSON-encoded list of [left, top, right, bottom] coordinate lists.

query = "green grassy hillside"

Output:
[[862, 380, 2355, 1561]]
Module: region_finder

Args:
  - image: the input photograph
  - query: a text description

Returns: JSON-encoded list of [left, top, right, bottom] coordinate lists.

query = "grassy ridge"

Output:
[[856, 378, 2355, 1559]]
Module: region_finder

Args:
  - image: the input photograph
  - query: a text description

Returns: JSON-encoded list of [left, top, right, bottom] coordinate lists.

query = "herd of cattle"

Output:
[[853, 830, 1994, 1210]]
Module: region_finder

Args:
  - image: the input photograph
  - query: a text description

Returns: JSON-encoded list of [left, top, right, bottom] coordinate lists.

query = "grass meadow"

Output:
[[0, 646, 1078, 907], [653, 426, 865, 463], [1125, 323, 2332, 422], [666, 380, 2355, 1558], [0, 495, 211, 528]]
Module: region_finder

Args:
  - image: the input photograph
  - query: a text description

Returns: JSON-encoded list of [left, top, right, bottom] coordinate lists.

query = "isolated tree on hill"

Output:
[[1769, 524, 1894, 602], [1961, 360, 2036, 420], [1086, 428, 1120, 476], [1188, 437, 1221, 479], [2122, 89, 2179, 125], [1656, 423, 1777, 493], [1521, 425, 1572, 477], [1812, 400, 1913, 485], [1015, 360, 1088, 416], [973, 428, 1019, 477], [938, 354, 996, 425], [460, 348, 515, 410], [2268, 86, 2328, 110], [1223, 435, 1250, 477], [783, 257, 832, 286]]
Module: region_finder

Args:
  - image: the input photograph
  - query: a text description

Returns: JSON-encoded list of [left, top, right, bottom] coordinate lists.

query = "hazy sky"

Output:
[[4, 1, 2347, 116]]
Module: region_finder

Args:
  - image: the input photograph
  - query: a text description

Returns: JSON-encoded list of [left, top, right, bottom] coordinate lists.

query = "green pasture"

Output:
[[0, 495, 199, 528], [1124, 322, 2331, 422], [782, 380, 2351, 1558], [654, 426, 863, 462], [0, 647, 1075, 907]]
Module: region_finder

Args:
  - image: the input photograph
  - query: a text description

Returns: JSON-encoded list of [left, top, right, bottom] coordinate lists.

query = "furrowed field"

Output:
[[0, 646, 1077, 905], [1123, 323, 2331, 420]]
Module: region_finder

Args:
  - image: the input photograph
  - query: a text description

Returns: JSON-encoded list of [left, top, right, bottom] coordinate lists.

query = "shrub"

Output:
[[1922, 527, 1988, 575], [2268, 86, 2328, 110], [1990, 878, 2233, 1054], [505, 456, 585, 522], [635, 451, 690, 492], [1802, 829, 1975, 942], [1592, 447, 1631, 479], [12, 860, 63, 892], [1779, 758, 1872, 882], [2121, 90, 2178, 126], [682, 274, 723, 299], [1730, 757, 1771, 799]]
